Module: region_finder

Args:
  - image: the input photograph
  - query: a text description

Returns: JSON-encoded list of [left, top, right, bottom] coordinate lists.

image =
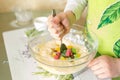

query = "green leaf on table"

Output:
[[98, 1, 120, 29], [33, 71, 53, 77], [33, 66, 74, 80], [58, 74, 74, 80], [25, 28, 43, 38]]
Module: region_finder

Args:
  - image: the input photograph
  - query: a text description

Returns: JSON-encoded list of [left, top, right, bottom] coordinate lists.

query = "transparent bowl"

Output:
[[28, 24, 98, 75]]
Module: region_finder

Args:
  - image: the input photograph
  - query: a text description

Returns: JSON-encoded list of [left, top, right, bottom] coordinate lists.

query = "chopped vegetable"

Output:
[[54, 55, 60, 59], [54, 52, 61, 59], [61, 50, 66, 57], [60, 56, 66, 60], [60, 43, 67, 53], [71, 48, 76, 54], [67, 45, 73, 49], [66, 49, 72, 57], [55, 46, 60, 52], [74, 53, 81, 58], [56, 52, 61, 57], [52, 52, 56, 57], [51, 44, 81, 60]]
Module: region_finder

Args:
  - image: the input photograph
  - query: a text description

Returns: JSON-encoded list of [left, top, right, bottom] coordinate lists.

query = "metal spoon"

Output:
[[52, 9, 67, 53]]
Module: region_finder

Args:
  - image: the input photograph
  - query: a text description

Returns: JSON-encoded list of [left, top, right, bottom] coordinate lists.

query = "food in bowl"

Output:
[[33, 39, 88, 60], [29, 24, 98, 75]]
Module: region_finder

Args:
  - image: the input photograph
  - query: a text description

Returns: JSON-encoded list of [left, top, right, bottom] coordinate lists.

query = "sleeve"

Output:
[[64, 0, 87, 20]]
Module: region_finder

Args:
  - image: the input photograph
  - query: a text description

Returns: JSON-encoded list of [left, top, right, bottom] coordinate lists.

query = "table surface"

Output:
[[2, 27, 101, 80]]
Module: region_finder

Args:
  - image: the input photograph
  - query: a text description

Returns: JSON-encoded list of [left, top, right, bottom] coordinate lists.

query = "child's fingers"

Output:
[[93, 69, 104, 75], [97, 73, 109, 79], [48, 27, 58, 34], [90, 63, 102, 71], [88, 58, 100, 67], [53, 24, 64, 34], [52, 16, 61, 25]]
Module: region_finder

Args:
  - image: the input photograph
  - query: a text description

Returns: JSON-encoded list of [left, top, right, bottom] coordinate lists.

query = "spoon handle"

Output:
[[52, 9, 56, 17]]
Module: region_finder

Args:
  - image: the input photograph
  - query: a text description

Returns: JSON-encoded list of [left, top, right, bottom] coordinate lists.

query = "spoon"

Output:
[[52, 9, 67, 53]]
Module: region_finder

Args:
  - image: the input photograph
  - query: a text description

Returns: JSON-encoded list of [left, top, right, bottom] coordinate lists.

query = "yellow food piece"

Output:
[[75, 53, 81, 58], [52, 52, 56, 57], [67, 45, 73, 49], [55, 46, 60, 52], [60, 56, 66, 60]]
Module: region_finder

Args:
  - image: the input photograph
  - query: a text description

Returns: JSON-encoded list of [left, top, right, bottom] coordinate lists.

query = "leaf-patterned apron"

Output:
[[87, 0, 120, 79], [87, 0, 120, 58]]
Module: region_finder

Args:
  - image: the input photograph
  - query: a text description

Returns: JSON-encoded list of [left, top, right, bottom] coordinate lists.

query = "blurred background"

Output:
[[0, 0, 87, 25], [0, 0, 66, 13]]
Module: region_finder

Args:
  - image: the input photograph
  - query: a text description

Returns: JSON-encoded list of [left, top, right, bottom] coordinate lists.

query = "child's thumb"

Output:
[[62, 18, 69, 27]]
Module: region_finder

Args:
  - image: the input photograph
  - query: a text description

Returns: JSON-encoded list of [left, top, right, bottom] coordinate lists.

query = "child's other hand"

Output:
[[88, 55, 120, 79], [47, 11, 75, 40]]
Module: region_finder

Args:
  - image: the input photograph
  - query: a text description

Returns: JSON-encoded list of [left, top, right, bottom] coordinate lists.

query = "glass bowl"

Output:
[[28, 24, 98, 75]]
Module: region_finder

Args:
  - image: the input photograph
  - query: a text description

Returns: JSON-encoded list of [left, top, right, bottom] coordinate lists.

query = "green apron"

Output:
[[87, 0, 120, 79]]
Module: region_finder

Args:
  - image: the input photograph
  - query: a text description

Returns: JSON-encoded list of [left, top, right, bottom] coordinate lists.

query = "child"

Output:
[[47, 0, 120, 80]]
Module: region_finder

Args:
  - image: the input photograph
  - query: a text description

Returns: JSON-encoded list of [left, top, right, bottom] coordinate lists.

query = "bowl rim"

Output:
[[29, 44, 97, 67]]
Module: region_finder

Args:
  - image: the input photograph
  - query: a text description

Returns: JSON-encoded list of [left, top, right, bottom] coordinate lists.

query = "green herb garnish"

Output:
[[71, 48, 76, 54], [60, 43, 67, 53]]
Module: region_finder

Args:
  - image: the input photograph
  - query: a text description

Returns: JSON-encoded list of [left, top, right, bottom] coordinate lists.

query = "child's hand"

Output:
[[47, 11, 75, 39], [88, 55, 120, 79]]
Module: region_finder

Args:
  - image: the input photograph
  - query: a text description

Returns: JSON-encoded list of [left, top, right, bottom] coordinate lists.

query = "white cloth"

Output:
[[64, 0, 87, 20]]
